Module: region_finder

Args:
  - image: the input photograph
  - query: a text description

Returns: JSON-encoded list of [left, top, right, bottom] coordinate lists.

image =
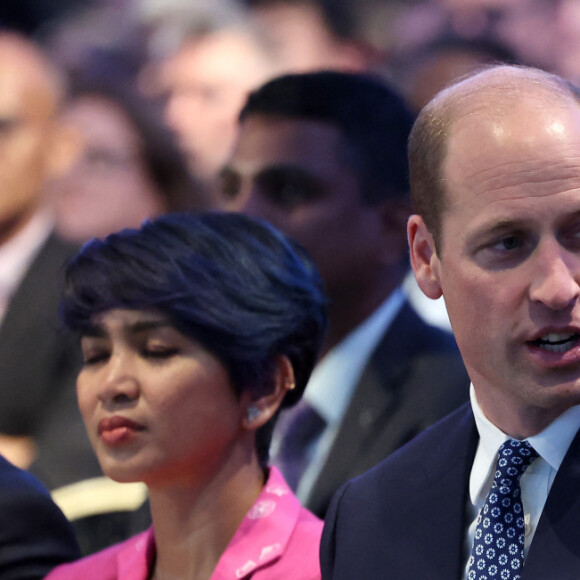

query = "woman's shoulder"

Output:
[[44, 528, 154, 580]]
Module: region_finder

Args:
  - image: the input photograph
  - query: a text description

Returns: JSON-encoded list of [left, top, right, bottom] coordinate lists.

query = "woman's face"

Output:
[[77, 308, 246, 488], [53, 96, 165, 243]]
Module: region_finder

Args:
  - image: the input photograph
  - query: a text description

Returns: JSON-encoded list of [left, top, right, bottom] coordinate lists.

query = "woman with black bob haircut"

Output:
[[47, 211, 327, 580]]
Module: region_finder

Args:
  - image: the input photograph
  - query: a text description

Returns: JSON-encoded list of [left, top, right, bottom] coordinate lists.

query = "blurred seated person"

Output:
[[51, 78, 207, 244], [0, 30, 104, 491], [243, 0, 374, 73], [136, 0, 280, 200], [0, 453, 80, 577], [45, 211, 327, 579], [222, 71, 470, 516], [389, 34, 518, 113]]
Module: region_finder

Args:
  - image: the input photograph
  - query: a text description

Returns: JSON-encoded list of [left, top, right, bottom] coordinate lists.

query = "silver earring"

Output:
[[247, 406, 260, 421]]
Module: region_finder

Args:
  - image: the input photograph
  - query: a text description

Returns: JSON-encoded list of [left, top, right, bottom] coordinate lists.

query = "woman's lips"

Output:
[[97, 416, 144, 445]]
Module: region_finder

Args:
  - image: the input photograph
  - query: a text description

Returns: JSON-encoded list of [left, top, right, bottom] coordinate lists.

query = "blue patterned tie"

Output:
[[467, 439, 539, 580]]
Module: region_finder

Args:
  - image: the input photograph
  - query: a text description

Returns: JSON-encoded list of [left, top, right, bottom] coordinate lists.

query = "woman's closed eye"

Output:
[[81, 347, 110, 366], [142, 345, 180, 360]]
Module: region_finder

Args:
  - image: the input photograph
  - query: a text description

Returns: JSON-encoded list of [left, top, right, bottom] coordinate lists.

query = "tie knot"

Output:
[[495, 439, 538, 483]]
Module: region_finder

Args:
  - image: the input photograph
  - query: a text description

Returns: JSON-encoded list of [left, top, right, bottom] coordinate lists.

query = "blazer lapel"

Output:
[[307, 303, 417, 515], [523, 427, 580, 579]]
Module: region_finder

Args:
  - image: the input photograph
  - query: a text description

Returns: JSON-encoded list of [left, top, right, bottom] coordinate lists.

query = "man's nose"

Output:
[[529, 242, 580, 311]]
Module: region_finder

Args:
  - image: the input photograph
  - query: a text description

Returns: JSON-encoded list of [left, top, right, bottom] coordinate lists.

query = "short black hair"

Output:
[[239, 70, 415, 204], [60, 211, 328, 467]]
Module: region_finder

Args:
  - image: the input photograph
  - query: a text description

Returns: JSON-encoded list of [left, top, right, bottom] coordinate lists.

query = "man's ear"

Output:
[[407, 214, 443, 299], [241, 355, 295, 430]]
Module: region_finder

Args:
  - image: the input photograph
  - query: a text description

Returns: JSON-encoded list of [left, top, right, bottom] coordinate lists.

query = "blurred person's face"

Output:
[[0, 39, 64, 243], [222, 115, 393, 302], [77, 308, 246, 486], [54, 96, 164, 244], [249, 2, 365, 73], [160, 30, 274, 181]]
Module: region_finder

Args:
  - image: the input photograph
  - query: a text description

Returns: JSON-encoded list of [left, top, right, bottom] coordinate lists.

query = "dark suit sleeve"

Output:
[[320, 481, 351, 580], [0, 458, 80, 579]]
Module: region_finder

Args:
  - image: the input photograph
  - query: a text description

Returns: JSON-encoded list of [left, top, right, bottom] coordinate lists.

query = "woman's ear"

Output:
[[241, 355, 295, 430], [407, 214, 443, 300]]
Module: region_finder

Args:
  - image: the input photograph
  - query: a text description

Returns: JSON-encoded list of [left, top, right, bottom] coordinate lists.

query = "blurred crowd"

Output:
[[0, 0, 579, 560]]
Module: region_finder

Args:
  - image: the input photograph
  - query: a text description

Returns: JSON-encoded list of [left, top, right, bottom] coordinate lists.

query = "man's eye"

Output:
[[495, 236, 520, 251], [262, 176, 320, 209]]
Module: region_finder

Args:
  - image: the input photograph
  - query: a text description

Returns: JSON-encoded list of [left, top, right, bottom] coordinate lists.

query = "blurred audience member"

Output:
[[390, 34, 517, 113], [52, 78, 206, 244], [243, 0, 372, 73], [0, 453, 81, 577], [0, 30, 101, 489], [136, 0, 280, 200], [38, 1, 146, 88], [222, 71, 470, 517]]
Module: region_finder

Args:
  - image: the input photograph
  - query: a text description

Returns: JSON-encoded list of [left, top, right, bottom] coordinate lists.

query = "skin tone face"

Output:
[[77, 307, 294, 578], [222, 115, 405, 348], [249, 3, 366, 73], [53, 96, 165, 243], [0, 35, 65, 244], [78, 308, 249, 489], [409, 81, 580, 438], [160, 30, 275, 181]]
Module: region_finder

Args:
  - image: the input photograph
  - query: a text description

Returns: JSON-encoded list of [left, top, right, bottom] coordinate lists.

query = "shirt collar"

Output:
[[469, 384, 580, 503], [0, 208, 53, 294], [305, 288, 406, 425]]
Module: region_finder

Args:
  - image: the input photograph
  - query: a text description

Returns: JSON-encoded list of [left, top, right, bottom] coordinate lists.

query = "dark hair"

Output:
[[60, 211, 327, 467], [239, 70, 415, 204], [67, 76, 210, 212]]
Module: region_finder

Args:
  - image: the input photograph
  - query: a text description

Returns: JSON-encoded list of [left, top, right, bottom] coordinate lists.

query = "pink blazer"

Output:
[[44, 467, 322, 579]]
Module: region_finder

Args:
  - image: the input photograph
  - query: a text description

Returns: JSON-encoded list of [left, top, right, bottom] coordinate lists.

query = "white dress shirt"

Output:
[[463, 385, 580, 578], [276, 288, 407, 503], [0, 210, 53, 325]]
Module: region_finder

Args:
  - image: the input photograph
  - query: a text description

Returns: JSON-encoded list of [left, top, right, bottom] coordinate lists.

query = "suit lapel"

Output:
[[307, 303, 418, 514], [405, 405, 478, 579], [523, 427, 580, 579]]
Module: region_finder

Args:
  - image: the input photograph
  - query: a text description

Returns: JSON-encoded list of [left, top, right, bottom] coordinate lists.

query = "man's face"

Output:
[[0, 51, 58, 240], [413, 98, 580, 435], [160, 31, 273, 181], [221, 115, 391, 301]]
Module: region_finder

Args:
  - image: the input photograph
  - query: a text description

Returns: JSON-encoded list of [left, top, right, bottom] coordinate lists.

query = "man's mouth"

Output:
[[531, 332, 580, 353]]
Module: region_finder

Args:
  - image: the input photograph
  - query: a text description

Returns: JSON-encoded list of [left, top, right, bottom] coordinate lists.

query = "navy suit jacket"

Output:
[[305, 300, 470, 517], [0, 454, 80, 578], [320, 403, 580, 579]]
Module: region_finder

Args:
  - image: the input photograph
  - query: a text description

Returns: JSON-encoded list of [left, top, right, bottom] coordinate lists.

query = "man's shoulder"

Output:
[[348, 402, 474, 496]]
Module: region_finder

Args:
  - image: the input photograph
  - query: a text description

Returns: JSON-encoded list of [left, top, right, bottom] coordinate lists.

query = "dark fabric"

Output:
[[306, 300, 471, 517], [274, 400, 327, 490], [0, 232, 101, 489], [321, 403, 580, 579], [0, 453, 80, 578]]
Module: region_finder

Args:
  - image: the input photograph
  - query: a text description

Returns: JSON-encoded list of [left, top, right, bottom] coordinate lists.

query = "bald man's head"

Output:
[[408, 65, 580, 248], [0, 31, 70, 243]]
